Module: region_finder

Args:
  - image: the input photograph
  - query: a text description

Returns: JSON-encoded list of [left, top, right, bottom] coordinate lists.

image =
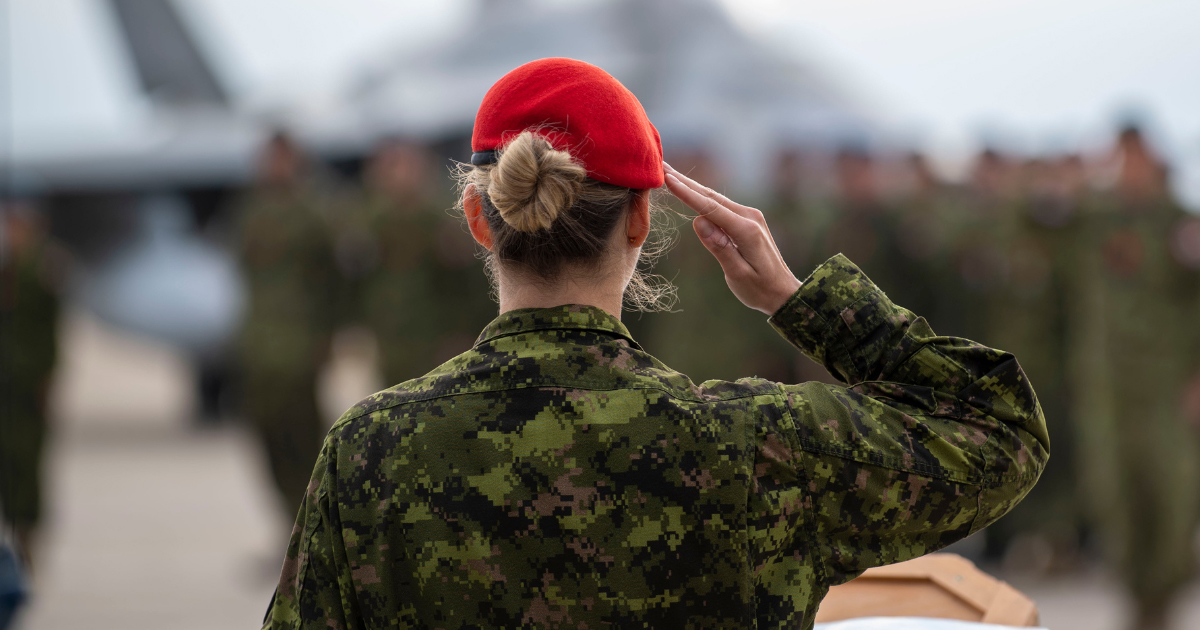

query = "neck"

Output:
[[497, 268, 627, 320]]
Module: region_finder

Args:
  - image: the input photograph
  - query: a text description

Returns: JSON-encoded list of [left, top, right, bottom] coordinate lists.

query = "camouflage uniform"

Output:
[[237, 186, 337, 512], [0, 239, 60, 537], [263, 254, 1048, 630], [1067, 198, 1200, 625]]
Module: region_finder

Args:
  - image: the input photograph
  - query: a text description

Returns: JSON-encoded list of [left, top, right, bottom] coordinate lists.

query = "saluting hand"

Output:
[[664, 163, 802, 315]]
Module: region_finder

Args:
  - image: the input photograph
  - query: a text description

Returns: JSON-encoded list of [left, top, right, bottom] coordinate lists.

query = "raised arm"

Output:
[[665, 165, 1049, 584], [771, 255, 1047, 582]]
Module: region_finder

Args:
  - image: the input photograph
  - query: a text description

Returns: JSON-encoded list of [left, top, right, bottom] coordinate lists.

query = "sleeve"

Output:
[[768, 254, 1049, 585], [262, 442, 358, 630]]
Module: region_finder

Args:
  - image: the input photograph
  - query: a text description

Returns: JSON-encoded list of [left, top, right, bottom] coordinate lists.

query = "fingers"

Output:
[[664, 163, 763, 224], [664, 172, 756, 242], [694, 215, 753, 276]]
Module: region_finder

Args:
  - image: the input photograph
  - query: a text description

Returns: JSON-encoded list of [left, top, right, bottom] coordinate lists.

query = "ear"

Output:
[[625, 190, 651, 248], [463, 184, 494, 251]]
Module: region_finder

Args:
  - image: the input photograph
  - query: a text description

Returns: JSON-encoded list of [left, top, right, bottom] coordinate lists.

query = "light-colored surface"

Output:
[[815, 618, 1045, 630], [1005, 571, 1200, 630], [50, 308, 197, 430], [19, 312, 286, 630], [817, 554, 1038, 626], [15, 311, 1200, 629], [21, 424, 285, 630]]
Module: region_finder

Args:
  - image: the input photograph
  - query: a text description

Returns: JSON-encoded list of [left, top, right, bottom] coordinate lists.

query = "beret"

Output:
[[471, 58, 664, 190]]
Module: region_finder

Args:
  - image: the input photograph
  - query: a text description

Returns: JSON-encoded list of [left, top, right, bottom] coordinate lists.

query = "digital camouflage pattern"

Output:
[[263, 254, 1048, 630]]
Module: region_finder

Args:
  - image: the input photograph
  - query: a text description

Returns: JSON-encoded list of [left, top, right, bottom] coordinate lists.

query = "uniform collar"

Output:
[[475, 304, 641, 349]]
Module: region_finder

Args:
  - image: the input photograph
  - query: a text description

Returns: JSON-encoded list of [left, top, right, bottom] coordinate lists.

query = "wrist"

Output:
[[764, 277, 802, 315]]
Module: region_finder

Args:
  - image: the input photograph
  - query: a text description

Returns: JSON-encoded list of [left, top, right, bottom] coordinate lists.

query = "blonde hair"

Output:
[[456, 131, 676, 312]]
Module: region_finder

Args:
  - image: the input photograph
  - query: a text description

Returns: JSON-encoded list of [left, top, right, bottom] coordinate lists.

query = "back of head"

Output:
[[461, 130, 639, 281], [459, 58, 673, 310]]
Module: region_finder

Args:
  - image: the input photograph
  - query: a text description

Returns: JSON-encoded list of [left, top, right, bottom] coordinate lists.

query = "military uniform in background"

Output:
[[237, 181, 337, 514], [349, 142, 495, 388], [344, 189, 442, 385], [1068, 194, 1200, 629], [944, 150, 1025, 343], [978, 159, 1087, 562], [263, 255, 1048, 630], [890, 155, 965, 335], [356, 195, 494, 386], [0, 210, 63, 571]]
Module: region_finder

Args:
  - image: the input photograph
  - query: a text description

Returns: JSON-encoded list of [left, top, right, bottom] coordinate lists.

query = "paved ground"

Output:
[[13, 311, 1200, 629]]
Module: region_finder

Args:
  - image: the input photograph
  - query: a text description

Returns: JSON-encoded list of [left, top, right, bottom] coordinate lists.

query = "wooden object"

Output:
[[814, 553, 1039, 627]]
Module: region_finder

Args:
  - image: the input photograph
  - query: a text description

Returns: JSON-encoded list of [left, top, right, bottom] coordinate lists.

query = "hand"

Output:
[[664, 163, 801, 315]]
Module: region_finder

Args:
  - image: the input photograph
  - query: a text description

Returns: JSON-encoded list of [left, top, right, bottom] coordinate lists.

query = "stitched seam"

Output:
[[777, 390, 830, 593], [476, 326, 639, 348], [814, 289, 885, 382]]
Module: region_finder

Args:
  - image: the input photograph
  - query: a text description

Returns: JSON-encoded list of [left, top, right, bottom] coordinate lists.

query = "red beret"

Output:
[[471, 58, 664, 190]]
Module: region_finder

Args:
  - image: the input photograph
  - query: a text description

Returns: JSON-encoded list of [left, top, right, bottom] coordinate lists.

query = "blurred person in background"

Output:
[[236, 132, 338, 517], [979, 155, 1088, 569], [0, 202, 66, 574], [340, 139, 440, 385], [1068, 123, 1200, 630], [949, 148, 1024, 342], [768, 147, 836, 385], [765, 148, 809, 269], [342, 138, 493, 385], [891, 152, 961, 333], [807, 146, 907, 308]]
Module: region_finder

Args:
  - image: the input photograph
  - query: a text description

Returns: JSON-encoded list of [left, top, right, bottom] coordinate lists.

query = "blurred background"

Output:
[[3, 0, 1200, 628]]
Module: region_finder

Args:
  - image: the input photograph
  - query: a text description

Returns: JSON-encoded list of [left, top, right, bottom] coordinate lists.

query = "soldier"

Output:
[[768, 147, 837, 385], [236, 132, 337, 516], [1068, 124, 1200, 630], [947, 148, 1024, 342], [980, 155, 1088, 567], [345, 140, 494, 387], [808, 147, 915, 305], [0, 202, 65, 573], [262, 58, 1047, 630], [891, 152, 961, 331]]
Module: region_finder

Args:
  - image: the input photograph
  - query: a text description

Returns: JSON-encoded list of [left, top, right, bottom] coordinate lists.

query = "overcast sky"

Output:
[[8, 0, 1200, 204]]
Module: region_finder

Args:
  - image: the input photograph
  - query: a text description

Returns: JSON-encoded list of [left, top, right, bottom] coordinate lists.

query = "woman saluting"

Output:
[[263, 58, 1047, 630]]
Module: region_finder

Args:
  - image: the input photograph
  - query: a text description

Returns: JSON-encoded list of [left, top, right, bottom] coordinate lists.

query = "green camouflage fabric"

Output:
[[263, 254, 1048, 630]]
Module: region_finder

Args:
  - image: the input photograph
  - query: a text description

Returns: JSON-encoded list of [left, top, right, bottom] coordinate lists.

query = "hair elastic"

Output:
[[471, 150, 499, 166]]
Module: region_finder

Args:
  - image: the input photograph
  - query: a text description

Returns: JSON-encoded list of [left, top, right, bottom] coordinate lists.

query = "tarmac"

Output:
[[13, 310, 1200, 630]]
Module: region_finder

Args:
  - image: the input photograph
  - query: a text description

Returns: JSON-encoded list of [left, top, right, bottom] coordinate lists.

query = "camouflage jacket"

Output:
[[263, 254, 1048, 630]]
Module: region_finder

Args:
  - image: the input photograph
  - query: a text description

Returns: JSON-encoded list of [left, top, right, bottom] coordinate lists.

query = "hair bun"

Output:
[[488, 131, 586, 232]]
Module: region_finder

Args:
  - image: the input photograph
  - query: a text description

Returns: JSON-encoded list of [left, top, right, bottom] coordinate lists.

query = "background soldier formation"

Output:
[[0, 204, 64, 577], [2, 121, 1197, 630]]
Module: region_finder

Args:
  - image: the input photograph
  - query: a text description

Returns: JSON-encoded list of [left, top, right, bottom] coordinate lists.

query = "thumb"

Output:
[[694, 215, 751, 275]]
